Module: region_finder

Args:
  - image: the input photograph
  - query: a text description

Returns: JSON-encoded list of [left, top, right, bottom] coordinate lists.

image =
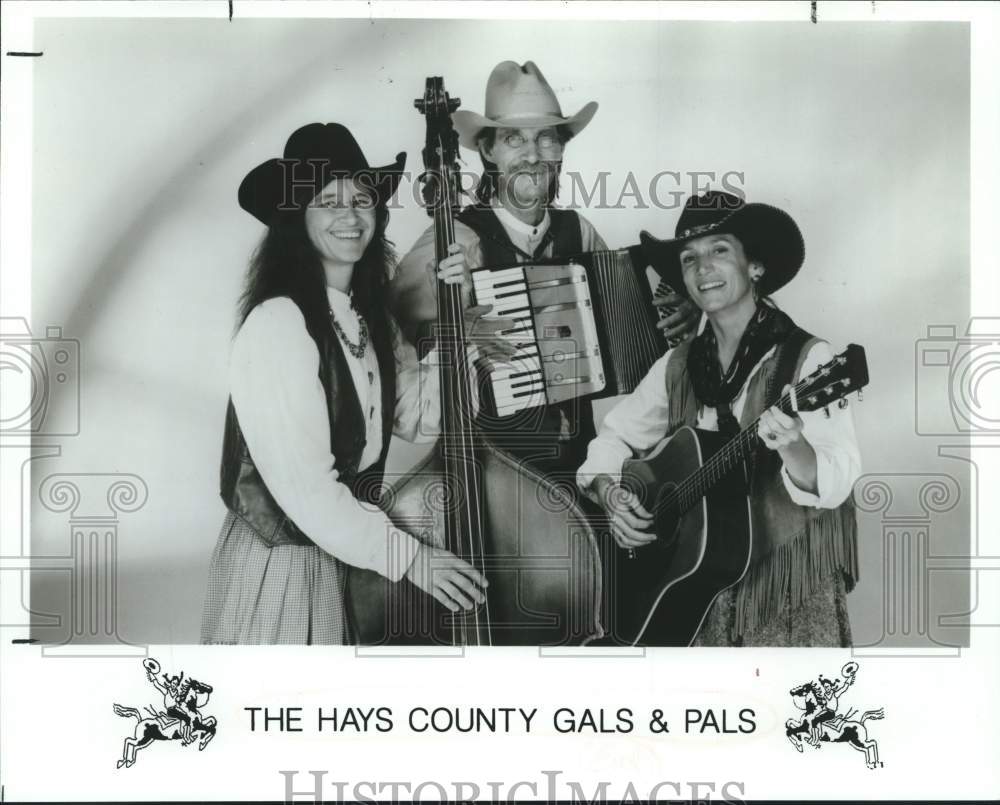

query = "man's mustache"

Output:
[[509, 160, 561, 175]]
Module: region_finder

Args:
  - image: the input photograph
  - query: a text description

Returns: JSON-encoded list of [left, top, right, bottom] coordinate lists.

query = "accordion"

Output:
[[470, 247, 670, 417]]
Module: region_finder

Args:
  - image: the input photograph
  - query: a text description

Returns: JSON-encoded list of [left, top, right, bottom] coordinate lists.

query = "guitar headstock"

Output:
[[793, 343, 869, 413]]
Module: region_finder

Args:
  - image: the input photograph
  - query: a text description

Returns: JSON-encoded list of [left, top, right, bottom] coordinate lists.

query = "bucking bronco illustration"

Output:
[[785, 661, 884, 769], [113, 658, 217, 768]]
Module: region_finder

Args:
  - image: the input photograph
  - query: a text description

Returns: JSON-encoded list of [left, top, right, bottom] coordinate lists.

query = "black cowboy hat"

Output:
[[238, 122, 406, 225], [639, 190, 805, 298]]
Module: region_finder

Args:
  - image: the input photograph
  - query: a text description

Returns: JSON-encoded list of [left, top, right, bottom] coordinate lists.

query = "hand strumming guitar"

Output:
[[592, 473, 655, 550]]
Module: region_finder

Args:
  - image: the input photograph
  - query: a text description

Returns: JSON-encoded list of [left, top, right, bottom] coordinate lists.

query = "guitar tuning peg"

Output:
[[837, 398, 849, 410], [823, 406, 831, 419], [858, 390, 864, 402]]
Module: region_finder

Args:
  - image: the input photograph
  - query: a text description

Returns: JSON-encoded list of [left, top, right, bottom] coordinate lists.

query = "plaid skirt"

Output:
[[200, 511, 351, 645]]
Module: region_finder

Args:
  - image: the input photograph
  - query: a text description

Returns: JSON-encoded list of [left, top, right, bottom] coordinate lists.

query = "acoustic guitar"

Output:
[[609, 343, 869, 646]]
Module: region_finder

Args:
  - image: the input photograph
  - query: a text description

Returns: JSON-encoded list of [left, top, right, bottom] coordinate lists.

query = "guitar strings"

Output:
[[662, 370, 825, 514], [651, 369, 828, 519]]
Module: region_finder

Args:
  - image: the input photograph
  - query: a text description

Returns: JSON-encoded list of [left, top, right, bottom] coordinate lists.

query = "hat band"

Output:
[[486, 111, 567, 125], [680, 222, 725, 238]]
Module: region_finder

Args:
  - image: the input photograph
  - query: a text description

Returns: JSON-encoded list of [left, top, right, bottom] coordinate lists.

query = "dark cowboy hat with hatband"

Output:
[[238, 122, 406, 225], [452, 60, 598, 151], [639, 190, 806, 298]]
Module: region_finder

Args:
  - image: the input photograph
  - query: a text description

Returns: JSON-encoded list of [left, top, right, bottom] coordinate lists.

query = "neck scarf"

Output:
[[687, 303, 796, 433]]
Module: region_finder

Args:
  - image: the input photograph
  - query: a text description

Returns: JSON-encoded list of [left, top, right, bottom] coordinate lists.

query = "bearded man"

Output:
[[390, 60, 697, 476]]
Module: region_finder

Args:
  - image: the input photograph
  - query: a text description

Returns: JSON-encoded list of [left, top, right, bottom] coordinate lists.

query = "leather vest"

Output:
[[663, 334, 859, 636], [457, 205, 596, 475], [219, 307, 397, 547]]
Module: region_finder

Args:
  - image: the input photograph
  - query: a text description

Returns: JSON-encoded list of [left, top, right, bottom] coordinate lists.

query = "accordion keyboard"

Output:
[[472, 262, 607, 416]]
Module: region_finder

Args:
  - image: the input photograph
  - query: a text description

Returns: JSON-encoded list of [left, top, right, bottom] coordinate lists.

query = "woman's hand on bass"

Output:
[[404, 543, 489, 612], [593, 474, 656, 550]]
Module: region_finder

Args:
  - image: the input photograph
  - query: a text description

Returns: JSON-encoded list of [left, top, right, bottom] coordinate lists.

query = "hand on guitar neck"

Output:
[[758, 389, 819, 496], [592, 473, 656, 550]]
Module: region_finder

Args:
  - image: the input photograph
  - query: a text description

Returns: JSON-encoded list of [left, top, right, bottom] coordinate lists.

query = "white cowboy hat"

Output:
[[452, 60, 598, 151]]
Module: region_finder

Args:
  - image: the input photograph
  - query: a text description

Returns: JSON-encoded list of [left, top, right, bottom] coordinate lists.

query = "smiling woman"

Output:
[[199, 123, 489, 644], [578, 190, 863, 647], [304, 181, 378, 282]]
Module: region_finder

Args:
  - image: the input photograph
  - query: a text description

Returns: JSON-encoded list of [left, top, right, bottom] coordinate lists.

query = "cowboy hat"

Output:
[[639, 190, 805, 298], [452, 61, 598, 151], [238, 122, 406, 225]]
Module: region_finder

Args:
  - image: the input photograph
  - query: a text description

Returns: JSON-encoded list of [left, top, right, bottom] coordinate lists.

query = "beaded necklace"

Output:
[[328, 306, 368, 359]]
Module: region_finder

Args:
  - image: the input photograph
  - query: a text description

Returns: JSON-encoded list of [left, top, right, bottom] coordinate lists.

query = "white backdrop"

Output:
[[25, 16, 971, 646]]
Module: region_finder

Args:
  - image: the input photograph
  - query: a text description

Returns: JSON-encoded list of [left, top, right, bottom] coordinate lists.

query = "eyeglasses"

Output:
[[499, 131, 562, 152]]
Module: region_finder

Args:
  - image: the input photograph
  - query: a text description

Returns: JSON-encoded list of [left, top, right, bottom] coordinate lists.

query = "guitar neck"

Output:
[[675, 390, 796, 514]]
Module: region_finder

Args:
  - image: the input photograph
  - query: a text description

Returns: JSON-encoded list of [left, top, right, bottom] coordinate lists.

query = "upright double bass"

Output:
[[347, 77, 603, 645]]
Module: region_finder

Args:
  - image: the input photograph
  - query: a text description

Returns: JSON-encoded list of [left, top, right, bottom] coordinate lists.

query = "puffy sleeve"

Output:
[[392, 338, 441, 443], [389, 221, 484, 344], [576, 350, 674, 501], [780, 340, 863, 509], [230, 299, 420, 581]]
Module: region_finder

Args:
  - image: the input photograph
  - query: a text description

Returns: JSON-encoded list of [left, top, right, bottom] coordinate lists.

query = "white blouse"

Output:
[[229, 287, 440, 581], [577, 340, 862, 510]]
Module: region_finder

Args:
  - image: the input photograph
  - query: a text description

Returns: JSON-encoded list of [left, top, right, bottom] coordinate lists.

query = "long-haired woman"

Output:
[[201, 123, 487, 644]]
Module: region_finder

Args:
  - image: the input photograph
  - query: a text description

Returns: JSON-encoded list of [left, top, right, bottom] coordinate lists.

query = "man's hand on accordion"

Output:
[[464, 304, 520, 368], [435, 243, 520, 368], [652, 287, 700, 346]]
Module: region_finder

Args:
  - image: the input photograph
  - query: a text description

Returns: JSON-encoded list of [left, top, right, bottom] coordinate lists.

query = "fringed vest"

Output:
[[663, 335, 858, 637], [219, 311, 397, 548]]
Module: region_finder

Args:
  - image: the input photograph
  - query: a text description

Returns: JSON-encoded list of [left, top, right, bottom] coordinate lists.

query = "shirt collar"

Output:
[[326, 285, 353, 312], [491, 201, 551, 240]]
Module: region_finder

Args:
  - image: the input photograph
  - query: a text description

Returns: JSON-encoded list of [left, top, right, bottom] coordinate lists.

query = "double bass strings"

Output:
[[434, 137, 492, 645]]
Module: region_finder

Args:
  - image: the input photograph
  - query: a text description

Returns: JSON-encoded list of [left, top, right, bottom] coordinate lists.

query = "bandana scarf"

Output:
[[686, 303, 796, 434]]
